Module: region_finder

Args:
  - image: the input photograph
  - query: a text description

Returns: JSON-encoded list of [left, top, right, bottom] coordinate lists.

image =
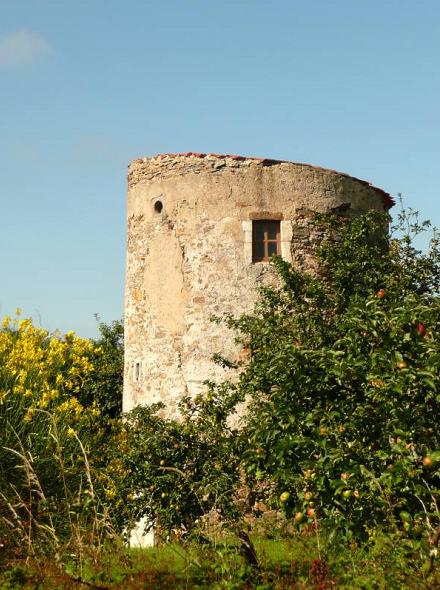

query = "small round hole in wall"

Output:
[[154, 200, 163, 214]]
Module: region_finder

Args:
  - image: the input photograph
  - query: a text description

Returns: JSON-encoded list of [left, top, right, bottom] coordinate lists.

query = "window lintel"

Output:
[[249, 211, 283, 220]]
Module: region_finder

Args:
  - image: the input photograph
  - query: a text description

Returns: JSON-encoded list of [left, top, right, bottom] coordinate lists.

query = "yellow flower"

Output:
[[0, 315, 99, 439], [91, 405, 101, 417], [24, 408, 35, 422]]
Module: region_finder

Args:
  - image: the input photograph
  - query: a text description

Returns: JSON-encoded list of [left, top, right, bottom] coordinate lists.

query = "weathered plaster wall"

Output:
[[123, 153, 392, 415]]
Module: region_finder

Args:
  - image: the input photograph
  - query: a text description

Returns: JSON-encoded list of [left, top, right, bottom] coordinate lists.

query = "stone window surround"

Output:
[[242, 216, 293, 264]]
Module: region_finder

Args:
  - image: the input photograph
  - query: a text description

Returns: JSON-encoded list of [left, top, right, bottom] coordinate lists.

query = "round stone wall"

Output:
[[123, 153, 393, 415]]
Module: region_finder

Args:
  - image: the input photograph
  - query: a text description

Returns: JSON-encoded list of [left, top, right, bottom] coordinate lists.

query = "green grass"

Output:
[[1, 533, 438, 589]]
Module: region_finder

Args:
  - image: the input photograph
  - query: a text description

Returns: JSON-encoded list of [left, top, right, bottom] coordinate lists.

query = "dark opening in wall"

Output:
[[154, 200, 163, 214], [134, 361, 141, 381]]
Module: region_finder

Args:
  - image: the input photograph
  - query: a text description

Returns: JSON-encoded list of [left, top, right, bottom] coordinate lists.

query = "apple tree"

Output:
[[233, 209, 440, 540], [118, 208, 439, 552]]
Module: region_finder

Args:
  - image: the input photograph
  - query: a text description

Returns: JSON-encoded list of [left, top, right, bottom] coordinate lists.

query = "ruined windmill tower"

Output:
[[123, 153, 393, 415]]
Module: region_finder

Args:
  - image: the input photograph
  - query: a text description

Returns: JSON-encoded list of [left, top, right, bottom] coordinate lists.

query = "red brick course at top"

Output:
[[152, 152, 395, 210]]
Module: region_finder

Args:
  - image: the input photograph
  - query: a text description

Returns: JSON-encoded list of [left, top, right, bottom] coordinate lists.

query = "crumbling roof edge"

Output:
[[131, 152, 395, 209]]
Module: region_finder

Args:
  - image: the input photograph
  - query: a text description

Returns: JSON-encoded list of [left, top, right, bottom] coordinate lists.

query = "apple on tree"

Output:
[[280, 491, 290, 503], [415, 322, 427, 337]]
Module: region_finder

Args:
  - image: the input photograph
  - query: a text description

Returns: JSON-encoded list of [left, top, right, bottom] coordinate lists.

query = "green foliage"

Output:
[[235, 209, 440, 540], [0, 318, 120, 562], [117, 386, 244, 538], [121, 208, 439, 560], [79, 317, 124, 419], [0, 405, 114, 564], [2, 205, 439, 586], [1, 532, 439, 589]]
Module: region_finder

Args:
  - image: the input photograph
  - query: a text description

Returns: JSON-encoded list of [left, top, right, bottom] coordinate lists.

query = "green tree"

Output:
[[79, 317, 124, 419], [121, 208, 439, 551], [118, 387, 244, 540], [235, 209, 440, 538]]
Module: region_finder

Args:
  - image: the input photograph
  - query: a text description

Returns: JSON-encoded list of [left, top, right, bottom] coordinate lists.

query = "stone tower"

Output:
[[123, 153, 393, 415]]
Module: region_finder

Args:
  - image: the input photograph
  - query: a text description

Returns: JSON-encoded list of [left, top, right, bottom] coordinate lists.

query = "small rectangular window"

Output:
[[252, 220, 281, 262]]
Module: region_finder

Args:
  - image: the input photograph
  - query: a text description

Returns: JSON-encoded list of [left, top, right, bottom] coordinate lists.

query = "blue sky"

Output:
[[1, 0, 439, 337]]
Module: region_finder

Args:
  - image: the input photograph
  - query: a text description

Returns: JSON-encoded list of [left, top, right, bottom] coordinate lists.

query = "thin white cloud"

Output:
[[0, 29, 53, 68]]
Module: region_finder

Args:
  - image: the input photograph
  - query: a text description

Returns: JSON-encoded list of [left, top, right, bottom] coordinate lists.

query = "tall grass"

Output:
[[0, 404, 116, 582]]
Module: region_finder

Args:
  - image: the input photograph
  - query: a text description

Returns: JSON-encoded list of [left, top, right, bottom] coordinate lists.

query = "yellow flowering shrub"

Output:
[[0, 313, 97, 419], [0, 312, 128, 547]]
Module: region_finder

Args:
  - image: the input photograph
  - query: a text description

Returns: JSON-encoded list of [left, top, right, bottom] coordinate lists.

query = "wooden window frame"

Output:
[[252, 220, 281, 263]]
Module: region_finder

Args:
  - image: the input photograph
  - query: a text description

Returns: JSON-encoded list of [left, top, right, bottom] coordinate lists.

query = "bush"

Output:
[[0, 315, 119, 561], [118, 389, 244, 540], [236, 209, 440, 540], [121, 208, 439, 557], [79, 317, 124, 420]]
